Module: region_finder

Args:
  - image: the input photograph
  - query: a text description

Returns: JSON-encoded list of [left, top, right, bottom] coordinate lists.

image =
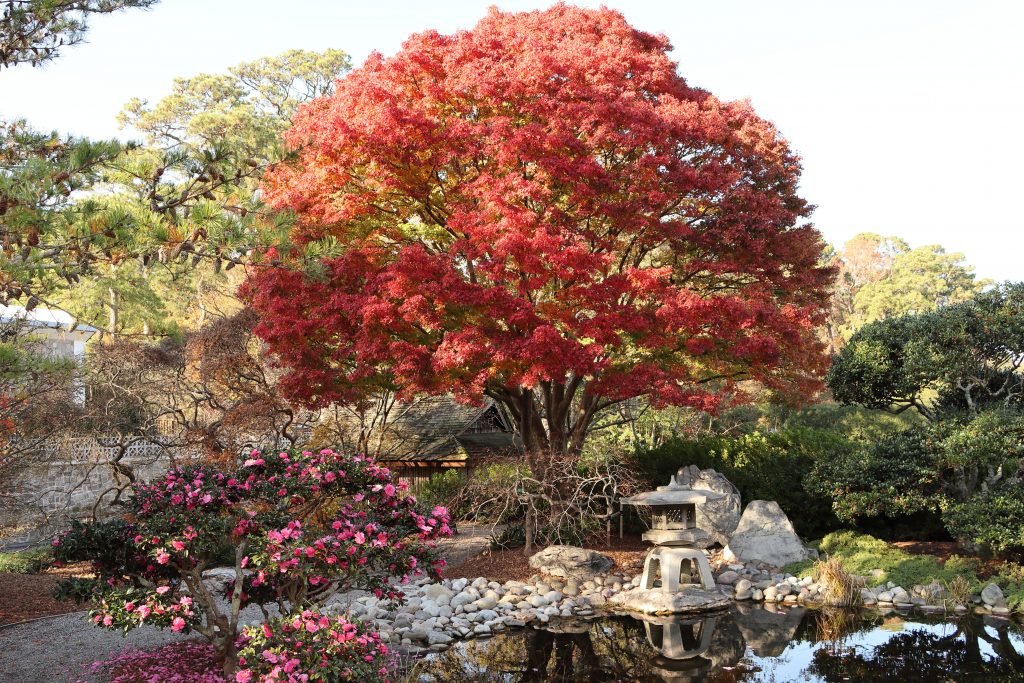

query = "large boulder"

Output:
[[722, 500, 809, 568], [674, 465, 741, 547], [528, 545, 614, 581]]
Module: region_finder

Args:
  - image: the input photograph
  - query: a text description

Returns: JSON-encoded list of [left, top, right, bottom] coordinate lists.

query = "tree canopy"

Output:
[[244, 5, 834, 469], [824, 233, 986, 352], [828, 282, 1024, 421], [0, 0, 156, 68], [21, 49, 351, 338]]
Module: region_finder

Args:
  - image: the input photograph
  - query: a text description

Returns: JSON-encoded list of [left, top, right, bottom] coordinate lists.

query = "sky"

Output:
[[2, 0, 1021, 282]]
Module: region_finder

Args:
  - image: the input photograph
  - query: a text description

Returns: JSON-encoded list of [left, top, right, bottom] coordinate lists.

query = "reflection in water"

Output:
[[411, 607, 1024, 682], [644, 615, 718, 683]]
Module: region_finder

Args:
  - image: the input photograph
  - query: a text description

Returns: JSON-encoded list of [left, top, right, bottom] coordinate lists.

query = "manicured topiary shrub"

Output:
[[53, 449, 451, 679]]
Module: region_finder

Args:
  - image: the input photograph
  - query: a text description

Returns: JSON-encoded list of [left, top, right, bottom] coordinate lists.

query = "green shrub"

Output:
[[636, 427, 849, 537], [778, 403, 922, 443], [807, 426, 945, 521], [787, 531, 980, 588], [0, 547, 52, 573], [416, 470, 469, 518], [808, 409, 1024, 549], [944, 484, 1024, 555], [489, 524, 526, 550]]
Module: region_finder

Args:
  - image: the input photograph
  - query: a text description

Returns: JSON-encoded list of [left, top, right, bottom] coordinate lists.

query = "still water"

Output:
[[410, 605, 1024, 682]]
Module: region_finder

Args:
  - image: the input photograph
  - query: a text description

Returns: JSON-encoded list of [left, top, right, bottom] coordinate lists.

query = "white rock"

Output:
[[723, 501, 809, 567]]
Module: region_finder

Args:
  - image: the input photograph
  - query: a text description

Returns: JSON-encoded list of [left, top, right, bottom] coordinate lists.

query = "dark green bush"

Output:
[[635, 427, 849, 537], [807, 425, 945, 521], [944, 484, 1024, 555], [807, 409, 1024, 550]]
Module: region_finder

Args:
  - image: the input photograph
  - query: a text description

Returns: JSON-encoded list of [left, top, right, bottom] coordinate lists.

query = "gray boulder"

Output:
[[722, 501, 809, 568], [674, 465, 741, 547], [528, 545, 614, 581], [981, 582, 1007, 607]]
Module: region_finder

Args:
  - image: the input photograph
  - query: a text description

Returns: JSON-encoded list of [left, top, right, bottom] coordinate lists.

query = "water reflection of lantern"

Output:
[[644, 614, 718, 682], [621, 468, 724, 592]]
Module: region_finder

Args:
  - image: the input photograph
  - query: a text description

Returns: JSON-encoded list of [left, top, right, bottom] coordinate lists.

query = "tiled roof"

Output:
[[376, 395, 519, 462]]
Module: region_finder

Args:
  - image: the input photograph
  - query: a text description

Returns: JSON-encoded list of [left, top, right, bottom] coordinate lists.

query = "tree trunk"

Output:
[[216, 635, 239, 677], [106, 286, 119, 340]]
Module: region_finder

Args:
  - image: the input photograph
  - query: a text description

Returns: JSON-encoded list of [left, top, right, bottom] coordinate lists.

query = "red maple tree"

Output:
[[243, 5, 833, 477]]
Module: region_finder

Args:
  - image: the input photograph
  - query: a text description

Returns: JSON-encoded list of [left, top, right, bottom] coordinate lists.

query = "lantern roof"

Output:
[[622, 469, 726, 507]]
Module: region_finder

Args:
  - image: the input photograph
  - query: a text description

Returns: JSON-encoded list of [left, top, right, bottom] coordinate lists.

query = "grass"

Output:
[[0, 547, 53, 574], [814, 556, 864, 607], [786, 531, 1024, 612], [786, 531, 980, 588]]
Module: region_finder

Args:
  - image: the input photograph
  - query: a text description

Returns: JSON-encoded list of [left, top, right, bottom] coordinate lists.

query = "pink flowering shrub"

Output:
[[54, 449, 451, 677], [234, 611, 391, 683]]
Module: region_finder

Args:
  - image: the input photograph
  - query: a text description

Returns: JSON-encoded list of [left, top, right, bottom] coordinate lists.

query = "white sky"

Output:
[[2, 0, 1021, 282]]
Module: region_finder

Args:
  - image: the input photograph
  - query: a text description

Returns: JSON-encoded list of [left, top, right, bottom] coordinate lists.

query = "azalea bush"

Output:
[[54, 448, 451, 678], [235, 611, 390, 682]]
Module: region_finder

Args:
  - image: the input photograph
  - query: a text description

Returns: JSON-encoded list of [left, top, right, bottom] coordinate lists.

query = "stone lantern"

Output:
[[622, 469, 724, 594]]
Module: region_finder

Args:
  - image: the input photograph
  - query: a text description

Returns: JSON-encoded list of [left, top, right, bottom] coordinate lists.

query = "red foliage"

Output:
[[243, 5, 833, 454]]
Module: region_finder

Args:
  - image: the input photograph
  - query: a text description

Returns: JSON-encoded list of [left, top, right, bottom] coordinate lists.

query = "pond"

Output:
[[408, 604, 1024, 682]]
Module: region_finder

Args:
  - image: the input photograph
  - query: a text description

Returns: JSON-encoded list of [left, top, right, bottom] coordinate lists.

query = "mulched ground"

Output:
[[891, 540, 964, 562], [449, 534, 650, 583], [0, 562, 92, 626]]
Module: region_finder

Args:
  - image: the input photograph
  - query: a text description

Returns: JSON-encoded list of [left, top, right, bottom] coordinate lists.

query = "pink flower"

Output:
[[102, 615, 113, 626], [156, 551, 170, 565], [171, 540, 186, 551], [235, 671, 252, 683], [156, 586, 170, 595], [171, 617, 186, 632], [137, 605, 151, 619]]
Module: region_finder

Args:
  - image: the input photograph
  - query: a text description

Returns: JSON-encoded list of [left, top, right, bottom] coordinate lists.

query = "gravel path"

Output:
[[0, 526, 497, 683], [0, 612, 196, 683]]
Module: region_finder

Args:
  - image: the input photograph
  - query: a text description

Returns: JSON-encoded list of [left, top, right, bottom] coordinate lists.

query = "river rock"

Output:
[[982, 583, 1007, 607], [717, 570, 740, 585], [722, 501, 809, 568], [528, 545, 614, 581]]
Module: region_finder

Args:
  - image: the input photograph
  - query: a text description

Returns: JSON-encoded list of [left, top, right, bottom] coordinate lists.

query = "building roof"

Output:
[[376, 395, 520, 463], [0, 305, 98, 336]]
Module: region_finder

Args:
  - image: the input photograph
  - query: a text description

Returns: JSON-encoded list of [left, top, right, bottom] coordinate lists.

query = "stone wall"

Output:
[[0, 437, 171, 549]]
